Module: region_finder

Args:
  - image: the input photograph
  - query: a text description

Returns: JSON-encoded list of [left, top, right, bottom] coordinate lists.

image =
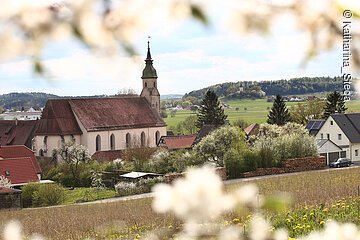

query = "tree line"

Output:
[[183, 76, 347, 99]]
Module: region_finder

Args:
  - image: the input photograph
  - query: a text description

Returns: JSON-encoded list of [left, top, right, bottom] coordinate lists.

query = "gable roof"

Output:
[[158, 134, 197, 150], [244, 123, 259, 136], [316, 139, 342, 150], [331, 113, 360, 143], [0, 120, 38, 148], [35, 99, 83, 135], [0, 145, 41, 174], [0, 157, 39, 185], [69, 97, 166, 131], [192, 124, 217, 146]]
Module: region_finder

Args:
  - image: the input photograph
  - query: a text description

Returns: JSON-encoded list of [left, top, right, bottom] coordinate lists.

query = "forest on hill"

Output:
[[0, 92, 60, 110], [183, 77, 346, 100]]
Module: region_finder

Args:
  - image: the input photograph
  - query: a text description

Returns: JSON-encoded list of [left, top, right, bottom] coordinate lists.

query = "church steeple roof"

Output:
[[142, 41, 158, 79]]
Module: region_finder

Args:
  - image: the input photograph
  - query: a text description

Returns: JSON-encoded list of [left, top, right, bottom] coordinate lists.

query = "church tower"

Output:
[[140, 41, 160, 113]]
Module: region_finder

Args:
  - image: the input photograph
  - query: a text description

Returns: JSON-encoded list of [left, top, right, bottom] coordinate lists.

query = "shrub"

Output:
[[21, 183, 41, 207], [21, 183, 66, 207], [115, 177, 164, 197], [32, 184, 65, 207]]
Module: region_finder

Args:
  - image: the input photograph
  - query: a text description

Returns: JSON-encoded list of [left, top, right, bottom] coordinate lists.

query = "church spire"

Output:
[[142, 40, 158, 79]]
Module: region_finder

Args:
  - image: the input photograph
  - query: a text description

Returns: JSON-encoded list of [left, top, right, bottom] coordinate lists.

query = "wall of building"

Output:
[[34, 134, 81, 157], [316, 116, 350, 157], [85, 126, 166, 155]]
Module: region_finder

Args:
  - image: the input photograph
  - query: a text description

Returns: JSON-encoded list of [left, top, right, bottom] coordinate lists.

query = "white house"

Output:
[[33, 42, 167, 158], [315, 113, 360, 162]]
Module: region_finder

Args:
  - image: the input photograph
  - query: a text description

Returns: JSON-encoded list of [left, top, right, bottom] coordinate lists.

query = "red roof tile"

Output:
[[0, 187, 21, 194], [69, 97, 166, 131], [36, 97, 166, 134], [0, 120, 38, 148], [92, 150, 125, 162], [0, 157, 39, 185], [0, 145, 42, 174], [158, 134, 197, 150], [35, 99, 83, 135], [244, 123, 259, 136]]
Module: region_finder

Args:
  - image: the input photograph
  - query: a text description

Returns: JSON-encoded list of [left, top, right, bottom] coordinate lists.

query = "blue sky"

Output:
[[0, 2, 348, 96]]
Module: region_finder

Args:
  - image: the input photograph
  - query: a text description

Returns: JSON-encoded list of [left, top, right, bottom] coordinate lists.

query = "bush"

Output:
[[21, 183, 66, 207], [115, 177, 164, 197], [21, 183, 40, 207], [32, 184, 66, 207]]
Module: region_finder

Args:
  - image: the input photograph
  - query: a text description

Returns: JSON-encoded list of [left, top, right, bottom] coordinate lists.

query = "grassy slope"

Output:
[[164, 99, 360, 128], [2, 167, 360, 239]]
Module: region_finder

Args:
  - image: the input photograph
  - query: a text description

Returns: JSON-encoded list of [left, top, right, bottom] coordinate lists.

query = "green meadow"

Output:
[[164, 99, 360, 129]]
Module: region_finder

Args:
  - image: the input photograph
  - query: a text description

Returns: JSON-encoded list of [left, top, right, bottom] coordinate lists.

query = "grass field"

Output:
[[164, 99, 360, 129], [2, 167, 360, 239]]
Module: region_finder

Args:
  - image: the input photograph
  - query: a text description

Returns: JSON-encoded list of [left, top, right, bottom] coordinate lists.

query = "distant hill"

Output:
[[183, 77, 348, 100], [0, 92, 113, 110], [0, 92, 60, 110]]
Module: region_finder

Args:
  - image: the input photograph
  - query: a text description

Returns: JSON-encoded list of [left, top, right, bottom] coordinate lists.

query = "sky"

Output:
[[0, 0, 357, 96]]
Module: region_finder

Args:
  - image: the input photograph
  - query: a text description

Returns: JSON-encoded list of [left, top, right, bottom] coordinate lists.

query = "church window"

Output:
[[149, 90, 152, 95], [96, 135, 101, 151], [126, 133, 131, 148], [154, 82, 156, 88], [110, 134, 115, 150], [141, 132, 146, 147], [145, 82, 147, 87], [60, 135, 65, 147], [155, 131, 160, 145]]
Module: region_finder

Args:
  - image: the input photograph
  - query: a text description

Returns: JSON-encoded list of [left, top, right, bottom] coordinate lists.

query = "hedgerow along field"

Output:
[[2, 167, 360, 239], [164, 99, 360, 129]]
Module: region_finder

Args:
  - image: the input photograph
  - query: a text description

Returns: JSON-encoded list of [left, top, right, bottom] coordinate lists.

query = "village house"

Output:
[[0, 120, 38, 149], [0, 145, 42, 187], [315, 113, 360, 163], [33, 42, 167, 158]]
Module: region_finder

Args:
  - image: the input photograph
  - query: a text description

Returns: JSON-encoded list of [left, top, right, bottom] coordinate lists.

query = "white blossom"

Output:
[[3, 221, 22, 240], [249, 214, 272, 240]]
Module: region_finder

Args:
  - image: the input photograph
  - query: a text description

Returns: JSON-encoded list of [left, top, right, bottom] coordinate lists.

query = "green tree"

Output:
[[196, 90, 227, 128], [323, 91, 347, 118], [291, 99, 325, 125], [267, 94, 291, 125]]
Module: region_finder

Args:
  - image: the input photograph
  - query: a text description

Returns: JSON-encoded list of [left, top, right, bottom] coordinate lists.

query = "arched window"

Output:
[[110, 134, 115, 150], [141, 132, 146, 147], [126, 133, 131, 148], [155, 131, 160, 145], [60, 135, 65, 147], [39, 149, 44, 157], [96, 135, 101, 151], [145, 82, 147, 87], [154, 82, 156, 88]]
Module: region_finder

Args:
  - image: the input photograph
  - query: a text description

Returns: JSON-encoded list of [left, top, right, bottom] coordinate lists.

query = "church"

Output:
[[33, 42, 167, 157]]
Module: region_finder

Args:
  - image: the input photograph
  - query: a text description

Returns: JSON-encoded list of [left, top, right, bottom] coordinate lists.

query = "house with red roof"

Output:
[[158, 134, 197, 150], [0, 145, 42, 176], [0, 157, 40, 187], [0, 120, 38, 149], [33, 43, 167, 158]]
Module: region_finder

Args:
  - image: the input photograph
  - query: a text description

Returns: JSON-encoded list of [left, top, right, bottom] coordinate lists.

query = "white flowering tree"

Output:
[[0, 175, 12, 188], [151, 166, 360, 239], [253, 123, 318, 166], [0, 0, 359, 79], [193, 126, 247, 167], [53, 142, 90, 189]]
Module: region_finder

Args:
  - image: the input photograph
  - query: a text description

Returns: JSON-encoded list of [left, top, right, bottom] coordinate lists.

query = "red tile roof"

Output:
[[35, 99, 83, 135], [0, 145, 41, 174], [92, 150, 125, 162], [244, 123, 259, 136], [0, 120, 38, 148], [69, 97, 166, 131], [0, 157, 39, 185], [158, 134, 197, 150], [0, 187, 21, 194], [36, 97, 166, 134]]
